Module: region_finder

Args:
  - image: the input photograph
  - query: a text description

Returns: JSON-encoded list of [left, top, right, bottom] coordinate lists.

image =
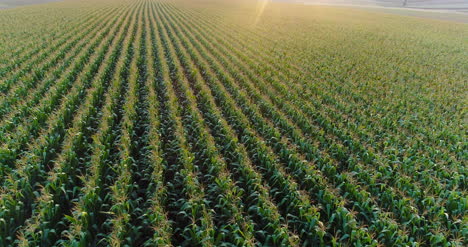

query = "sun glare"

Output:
[[254, 0, 270, 26]]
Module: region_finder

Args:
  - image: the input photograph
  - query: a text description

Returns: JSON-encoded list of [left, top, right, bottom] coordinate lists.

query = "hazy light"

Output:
[[254, 0, 270, 26]]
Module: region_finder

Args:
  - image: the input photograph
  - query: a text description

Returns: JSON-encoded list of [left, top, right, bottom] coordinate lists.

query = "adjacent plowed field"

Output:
[[0, 0, 466, 246]]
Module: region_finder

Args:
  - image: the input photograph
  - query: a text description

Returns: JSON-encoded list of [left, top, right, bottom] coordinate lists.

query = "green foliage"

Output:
[[0, 0, 465, 246]]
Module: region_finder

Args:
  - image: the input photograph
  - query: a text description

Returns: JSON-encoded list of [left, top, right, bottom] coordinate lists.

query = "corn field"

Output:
[[0, 0, 466, 246]]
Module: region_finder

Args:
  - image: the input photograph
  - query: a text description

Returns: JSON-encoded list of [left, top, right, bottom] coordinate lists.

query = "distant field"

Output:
[[292, 0, 468, 22], [370, 7, 468, 22], [298, 0, 468, 8], [0, 0, 466, 246], [0, 0, 63, 8]]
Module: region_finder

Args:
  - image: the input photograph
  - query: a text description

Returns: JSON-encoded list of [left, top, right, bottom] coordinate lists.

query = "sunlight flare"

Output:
[[254, 0, 270, 26]]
